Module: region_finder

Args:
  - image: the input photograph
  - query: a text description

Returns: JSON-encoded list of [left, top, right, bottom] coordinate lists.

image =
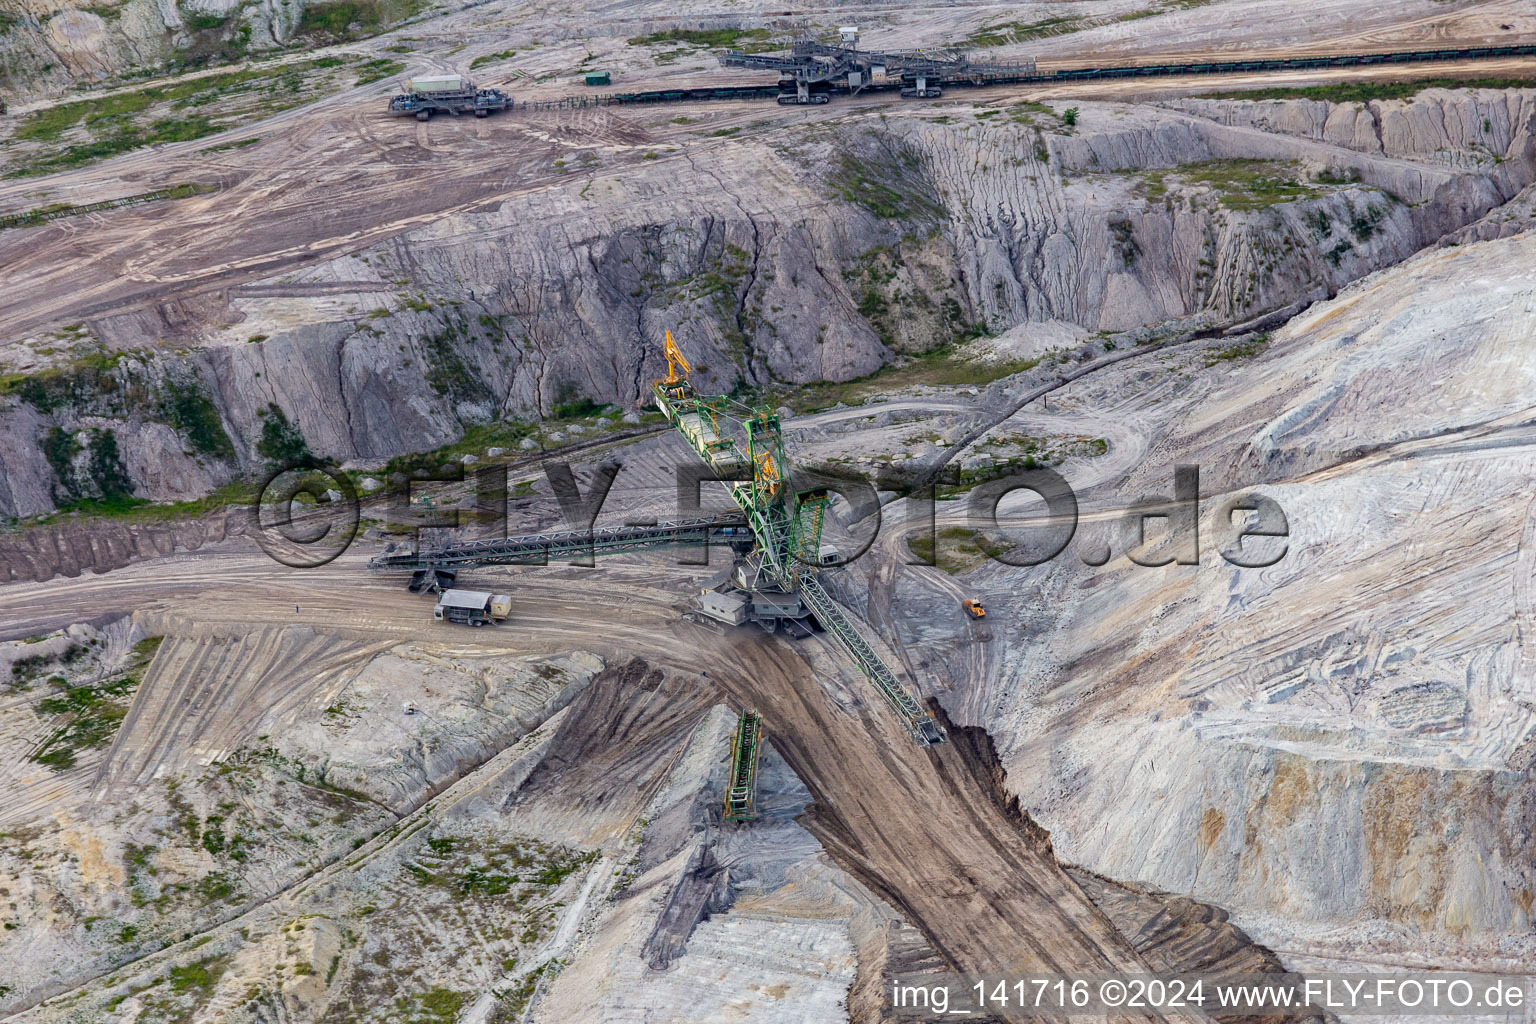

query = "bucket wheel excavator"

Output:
[[648, 331, 943, 747], [369, 330, 944, 822]]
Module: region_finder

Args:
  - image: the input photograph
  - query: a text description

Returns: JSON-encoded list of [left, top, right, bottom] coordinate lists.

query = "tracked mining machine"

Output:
[[388, 74, 512, 120], [366, 329, 944, 747], [650, 331, 946, 746], [719, 27, 1036, 104]]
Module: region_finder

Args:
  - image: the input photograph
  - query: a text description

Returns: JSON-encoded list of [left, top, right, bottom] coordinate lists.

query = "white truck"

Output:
[[434, 589, 512, 626]]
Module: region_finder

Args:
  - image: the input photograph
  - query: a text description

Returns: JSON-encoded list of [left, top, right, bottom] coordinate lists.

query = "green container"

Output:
[[584, 71, 610, 86]]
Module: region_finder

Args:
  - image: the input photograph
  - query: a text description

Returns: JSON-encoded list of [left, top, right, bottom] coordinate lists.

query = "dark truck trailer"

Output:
[[388, 74, 512, 120]]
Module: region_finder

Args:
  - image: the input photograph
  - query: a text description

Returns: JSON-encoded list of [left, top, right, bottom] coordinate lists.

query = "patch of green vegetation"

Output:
[[23, 478, 257, 528], [933, 464, 1016, 500], [965, 15, 1086, 47], [30, 671, 140, 771], [133, 636, 164, 663], [176, 18, 255, 67], [9, 643, 83, 685], [838, 240, 978, 353], [1349, 203, 1386, 241], [293, 0, 421, 38], [456, 868, 516, 895], [1109, 217, 1138, 267], [354, 57, 405, 83], [408, 832, 592, 905], [200, 813, 228, 855], [379, 419, 539, 480], [30, 748, 77, 769], [773, 337, 1041, 414], [7, 59, 350, 176], [531, 860, 580, 886], [421, 323, 495, 409], [489, 963, 552, 1020], [1078, 438, 1109, 456], [9, 115, 202, 174], [470, 50, 516, 69], [651, 240, 761, 354], [161, 376, 234, 457], [124, 842, 158, 886], [14, 74, 239, 141], [550, 396, 611, 419], [298, 1, 376, 36], [1137, 159, 1311, 210], [972, 431, 1108, 469], [1004, 99, 1051, 127], [828, 148, 945, 221], [396, 986, 469, 1023], [41, 426, 79, 489], [42, 427, 135, 508], [168, 954, 228, 995], [1311, 167, 1360, 186], [183, 10, 229, 31], [627, 27, 772, 50], [1203, 331, 1271, 366], [194, 871, 237, 902], [2, 350, 121, 413], [256, 404, 312, 466], [1197, 76, 1536, 105], [322, 694, 360, 720], [906, 525, 1006, 574]]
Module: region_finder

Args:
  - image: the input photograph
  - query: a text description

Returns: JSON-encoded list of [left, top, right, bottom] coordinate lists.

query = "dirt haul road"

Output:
[[0, 549, 1195, 1014]]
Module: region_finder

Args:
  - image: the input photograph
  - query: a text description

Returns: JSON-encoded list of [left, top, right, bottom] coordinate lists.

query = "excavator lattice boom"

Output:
[[650, 333, 944, 746], [662, 328, 692, 386]]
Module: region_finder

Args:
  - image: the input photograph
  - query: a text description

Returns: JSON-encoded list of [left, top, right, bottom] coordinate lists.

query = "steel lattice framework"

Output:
[[723, 709, 764, 821], [651, 333, 945, 745], [368, 512, 752, 570], [719, 37, 1036, 101]]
